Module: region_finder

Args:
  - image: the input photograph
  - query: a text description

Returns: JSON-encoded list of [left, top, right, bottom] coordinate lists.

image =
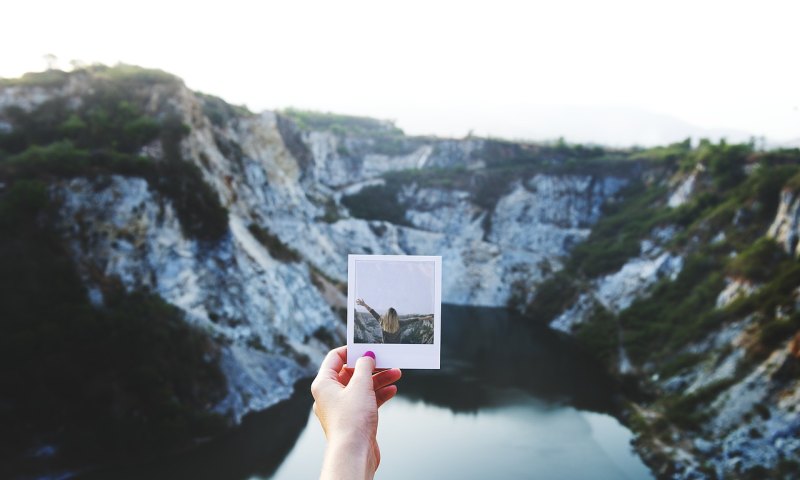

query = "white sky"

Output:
[[354, 260, 434, 315], [2, 0, 799, 146]]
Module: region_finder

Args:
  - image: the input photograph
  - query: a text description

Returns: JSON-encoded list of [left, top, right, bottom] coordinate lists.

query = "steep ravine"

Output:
[[2, 67, 799, 479], [0, 67, 642, 473]]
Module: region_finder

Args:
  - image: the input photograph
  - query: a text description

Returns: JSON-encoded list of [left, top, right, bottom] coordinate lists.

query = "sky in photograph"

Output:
[[354, 260, 435, 315], [2, 0, 798, 146]]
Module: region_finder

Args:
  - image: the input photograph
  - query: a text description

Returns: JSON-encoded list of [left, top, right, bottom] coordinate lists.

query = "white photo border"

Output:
[[347, 254, 442, 369]]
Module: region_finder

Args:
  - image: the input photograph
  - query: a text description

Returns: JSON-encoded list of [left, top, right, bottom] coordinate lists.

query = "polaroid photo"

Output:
[[347, 254, 442, 369]]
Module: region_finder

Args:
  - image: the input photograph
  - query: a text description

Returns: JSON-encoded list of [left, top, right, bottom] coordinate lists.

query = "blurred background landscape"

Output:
[[1, 1, 799, 479]]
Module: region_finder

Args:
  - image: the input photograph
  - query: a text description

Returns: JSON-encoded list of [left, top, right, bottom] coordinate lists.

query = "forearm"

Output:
[[367, 307, 380, 322], [320, 434, 376, 480]]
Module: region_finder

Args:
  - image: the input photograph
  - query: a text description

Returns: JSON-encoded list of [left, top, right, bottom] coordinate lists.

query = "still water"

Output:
[[98, 305, 653, 479]]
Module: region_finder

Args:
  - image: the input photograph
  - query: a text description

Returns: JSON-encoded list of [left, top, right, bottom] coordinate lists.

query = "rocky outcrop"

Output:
[[353, 311, 434, 344], [488, 175, 627, 257], [716, 278, 758, 309], [668, 165, 702, 208], [768, 188, 800, 256], [550, 231, 683, 334], [51, 176, 341, 421], [354, 311, 383, 343], [651, 320, 800, 478]]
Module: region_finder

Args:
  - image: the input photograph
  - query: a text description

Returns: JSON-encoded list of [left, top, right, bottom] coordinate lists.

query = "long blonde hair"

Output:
[[380, 307, 399, 334]]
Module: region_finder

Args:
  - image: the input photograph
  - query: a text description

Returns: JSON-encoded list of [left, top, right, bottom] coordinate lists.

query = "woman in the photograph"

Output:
[[356, 298, 401, 343]]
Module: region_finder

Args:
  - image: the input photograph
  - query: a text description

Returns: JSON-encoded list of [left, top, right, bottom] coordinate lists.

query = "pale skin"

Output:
[[355, 298, 370, 310], [311, 346, 402, 480]]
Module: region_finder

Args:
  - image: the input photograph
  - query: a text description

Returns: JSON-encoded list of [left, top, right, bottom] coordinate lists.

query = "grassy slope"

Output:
[[525, 140, 800, 477]]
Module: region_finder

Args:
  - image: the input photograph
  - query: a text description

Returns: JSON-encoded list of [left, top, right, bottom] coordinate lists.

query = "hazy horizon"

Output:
[[3, 0, 798, 147]]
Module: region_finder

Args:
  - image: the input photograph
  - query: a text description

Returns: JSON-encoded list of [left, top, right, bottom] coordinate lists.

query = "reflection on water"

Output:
[[273, 305, 652, 480], [83, 379, 314, 480], [274, 396, 652, 480], [93, 305, 653, 479]]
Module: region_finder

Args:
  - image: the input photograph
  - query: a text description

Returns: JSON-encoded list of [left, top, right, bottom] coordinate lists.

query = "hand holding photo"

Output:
[[347, 254, 442, 369]]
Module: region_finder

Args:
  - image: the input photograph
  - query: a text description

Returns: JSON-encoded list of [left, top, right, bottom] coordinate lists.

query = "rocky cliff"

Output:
[[353, 311, 434, 344], [2, 66, 798, 479], [0, 67, 639, 472], [525, 141, 800, 479]]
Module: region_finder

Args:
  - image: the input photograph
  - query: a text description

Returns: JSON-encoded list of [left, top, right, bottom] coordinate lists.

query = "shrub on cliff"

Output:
[[341, 183, 410, 226], [728, 238, 787, 283], [0, 72, 228, 243]]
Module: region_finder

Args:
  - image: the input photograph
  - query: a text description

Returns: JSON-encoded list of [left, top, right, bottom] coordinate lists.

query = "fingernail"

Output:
[[363, 351, 375, 359]]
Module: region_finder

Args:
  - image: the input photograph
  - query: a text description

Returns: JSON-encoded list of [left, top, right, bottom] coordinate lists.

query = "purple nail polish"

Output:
[[363, 350, 376, 359]]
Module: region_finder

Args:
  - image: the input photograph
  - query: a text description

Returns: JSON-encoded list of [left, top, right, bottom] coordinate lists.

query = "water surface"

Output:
[[95, 305, 653, 479]]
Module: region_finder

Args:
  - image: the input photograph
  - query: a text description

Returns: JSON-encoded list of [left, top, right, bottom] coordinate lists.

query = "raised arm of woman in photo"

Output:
[[311, 346, 402, 480], [356, 298, 381, 322]]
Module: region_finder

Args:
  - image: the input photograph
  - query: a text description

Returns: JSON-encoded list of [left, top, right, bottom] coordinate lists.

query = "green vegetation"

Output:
[[620, 253, 727, 363], [573, 304, 619, 366], [758, 314, 800, 350], [522, 141, 800, 377], [84, 64, 181, 87], [317, 198, 342, 223], [340, 140, 644, 229], [282, 108, 404, 136], [281, 108, 420, 156], [0, 180, 227, 466], [568, 182, 673, 277], [199, 93, 251, 128], [478, 137, 634, 173], [728, 238, 787, 282], [629, 138, 693, 166], [0, 64, 180, 91], [658, 353, 706, 378], [0, 67, 228, 242], [341, 181, 411, 226], [785, 170, 800, 191], [701, 140, 750, 189], [577, 149, 792, 364], [0, 67, 232, 470], [0, 69, 71, 88], [248, 224, 301, 262], [525, 271, 580, 322], [662, 378, 737, 430]]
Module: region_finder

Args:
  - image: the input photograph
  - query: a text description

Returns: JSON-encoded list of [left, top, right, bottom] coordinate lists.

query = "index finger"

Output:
[[317, 346, 347, 381]]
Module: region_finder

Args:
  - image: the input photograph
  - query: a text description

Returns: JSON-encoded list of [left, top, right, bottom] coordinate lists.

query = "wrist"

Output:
[[328, 430, 371, 456], [322, 433, 377, 480]]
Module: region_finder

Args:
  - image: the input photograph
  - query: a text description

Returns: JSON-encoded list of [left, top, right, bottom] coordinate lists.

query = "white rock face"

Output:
[[305, 132, 435, 188], [706, 346, 800, 477], [594, 250, 683, 313], [716, 277, 758, 309], [214, 119, 629, 307], [667, 167, 701, 208], [768, 188, 800, 257], [489, 175, 627, 257], [51, 176, 341, 422], [550, 294, 595, 333], [550, 236, 683, 335]]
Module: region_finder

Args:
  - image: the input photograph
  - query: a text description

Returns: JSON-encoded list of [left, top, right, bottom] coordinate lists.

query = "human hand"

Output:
[[311, 346, 401, 480], [356, 298, 367, 308]]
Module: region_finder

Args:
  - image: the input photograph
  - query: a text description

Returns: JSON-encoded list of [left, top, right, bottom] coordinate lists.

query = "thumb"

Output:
[[349, 351, 376, 390]]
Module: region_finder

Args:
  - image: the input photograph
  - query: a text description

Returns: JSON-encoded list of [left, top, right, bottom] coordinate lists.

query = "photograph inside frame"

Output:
[[353, 258, 435, 345]]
